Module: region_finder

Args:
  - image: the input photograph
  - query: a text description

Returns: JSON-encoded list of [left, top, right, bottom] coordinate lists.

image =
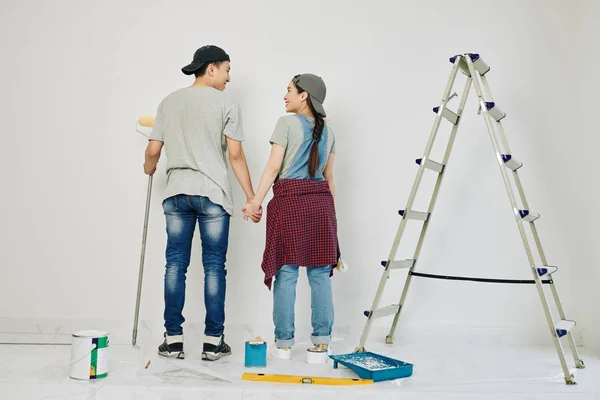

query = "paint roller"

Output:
[[136, 115, 155, 138], [132, 115, 155, 347], [138, 116, 155, 127]]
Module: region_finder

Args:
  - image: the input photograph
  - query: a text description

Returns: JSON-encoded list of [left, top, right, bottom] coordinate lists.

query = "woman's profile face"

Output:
[[283, 81, 307, 113]]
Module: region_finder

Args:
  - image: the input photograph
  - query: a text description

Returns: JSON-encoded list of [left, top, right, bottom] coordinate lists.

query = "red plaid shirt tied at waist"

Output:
[[261, 178, 340, 289]]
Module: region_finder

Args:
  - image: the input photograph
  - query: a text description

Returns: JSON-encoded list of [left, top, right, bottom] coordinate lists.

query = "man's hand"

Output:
[[144, 163, 156, 175]]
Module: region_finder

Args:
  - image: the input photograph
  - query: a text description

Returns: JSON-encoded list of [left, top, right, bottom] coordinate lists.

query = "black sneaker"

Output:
[[202, 335, 231, 361], [158, 333, 185, 359]]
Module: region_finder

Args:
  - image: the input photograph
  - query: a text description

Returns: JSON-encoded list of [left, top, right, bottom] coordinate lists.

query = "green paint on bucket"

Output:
[[90, 335, 109, 379]]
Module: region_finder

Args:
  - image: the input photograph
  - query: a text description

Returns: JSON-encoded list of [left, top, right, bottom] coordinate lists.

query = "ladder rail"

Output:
[[548, 281, 583, 367], [481, 68, 582, 368], [479, 74, 512, 156], [513, 174, 583, 366], [355, 219, 406, 350], [465, 55, 573, 381], [399, 57, 463, 218], [356, 57, 463, 351], [466, 58, 538, 266], [387, 75, 474, 343]]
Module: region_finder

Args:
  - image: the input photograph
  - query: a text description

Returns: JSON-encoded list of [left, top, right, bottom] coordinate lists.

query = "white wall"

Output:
[[574, 0, 600, 351], [0, 0, 595, 347]]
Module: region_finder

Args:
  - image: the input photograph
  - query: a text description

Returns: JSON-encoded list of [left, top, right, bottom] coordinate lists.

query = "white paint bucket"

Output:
[[306, 347, 330, 364], [69, 330, 109, 380]]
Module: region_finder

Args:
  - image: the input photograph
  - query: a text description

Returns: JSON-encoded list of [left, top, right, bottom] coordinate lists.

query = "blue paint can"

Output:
[[244, 337, 267, 368]]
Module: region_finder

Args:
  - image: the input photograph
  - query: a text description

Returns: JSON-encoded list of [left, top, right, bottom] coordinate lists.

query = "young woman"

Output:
[[242, 73, 339, 360]]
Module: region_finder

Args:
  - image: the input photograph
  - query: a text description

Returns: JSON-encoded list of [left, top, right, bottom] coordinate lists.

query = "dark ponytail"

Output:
[[295, 81, 325, 178], [306, 97, 324, 178]]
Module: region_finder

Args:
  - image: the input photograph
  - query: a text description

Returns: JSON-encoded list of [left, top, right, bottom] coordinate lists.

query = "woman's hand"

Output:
[[242, 201, 262, 223]]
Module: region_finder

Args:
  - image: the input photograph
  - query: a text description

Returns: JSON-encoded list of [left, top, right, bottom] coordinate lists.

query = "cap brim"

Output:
[[181, 62, 207, 75], [310, 95, 326, 117]]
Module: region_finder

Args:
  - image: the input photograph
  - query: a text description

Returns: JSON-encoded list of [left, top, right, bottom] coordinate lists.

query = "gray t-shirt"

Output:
[[149, 87, 244, 215], [269, 114, 335, 181]]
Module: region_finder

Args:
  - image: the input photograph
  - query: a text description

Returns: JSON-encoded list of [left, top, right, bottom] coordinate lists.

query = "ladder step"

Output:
[[432, 106, 459, 125], [466, 53, 491, 75], [536, 266, 558, 277], [485, 102, 506, 122], [398, 210, 429, 221], [416, 158, 445, 173], [364, 305, 400, 319], [501, 154, 523, 171], [519, 210, 540, 222], [555, 320, 576, 338], [381, 259, 415, 269]]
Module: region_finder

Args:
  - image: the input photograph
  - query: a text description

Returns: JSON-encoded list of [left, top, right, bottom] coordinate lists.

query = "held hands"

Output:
[[242, 200, 263, 223]]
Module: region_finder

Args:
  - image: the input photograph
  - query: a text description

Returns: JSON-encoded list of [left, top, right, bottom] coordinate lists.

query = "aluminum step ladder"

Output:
[[355, 53, 585, 385]]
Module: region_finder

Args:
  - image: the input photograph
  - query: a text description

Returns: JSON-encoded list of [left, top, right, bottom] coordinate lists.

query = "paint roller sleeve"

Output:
[[138, 116, 155, 127]]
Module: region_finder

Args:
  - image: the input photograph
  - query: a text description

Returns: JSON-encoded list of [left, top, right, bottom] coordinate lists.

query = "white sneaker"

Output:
[[269, 344, 292, 360]]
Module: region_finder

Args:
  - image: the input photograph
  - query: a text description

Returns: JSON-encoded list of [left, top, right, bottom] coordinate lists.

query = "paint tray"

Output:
[[329, 352, 413, 382]]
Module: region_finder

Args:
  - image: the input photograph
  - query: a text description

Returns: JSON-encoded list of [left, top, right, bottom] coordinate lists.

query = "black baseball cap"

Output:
[[181, 45, 230, 75]]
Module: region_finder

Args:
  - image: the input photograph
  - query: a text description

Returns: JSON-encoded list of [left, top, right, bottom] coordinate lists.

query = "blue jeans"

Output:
[[273, 265, 334, 348], [162, 194, 230, 337]]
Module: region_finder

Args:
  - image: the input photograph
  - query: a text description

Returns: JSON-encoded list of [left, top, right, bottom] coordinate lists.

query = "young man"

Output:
[[143, 45, 261, 361]]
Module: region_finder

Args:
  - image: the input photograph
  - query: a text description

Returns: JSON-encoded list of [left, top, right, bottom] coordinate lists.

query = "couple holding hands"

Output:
[[143, 45, 339, 362]]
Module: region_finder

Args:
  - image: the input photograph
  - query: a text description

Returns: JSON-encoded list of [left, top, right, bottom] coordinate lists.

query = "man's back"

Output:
[[150, 86, 244, 215], [145, 45, 259, 362]]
